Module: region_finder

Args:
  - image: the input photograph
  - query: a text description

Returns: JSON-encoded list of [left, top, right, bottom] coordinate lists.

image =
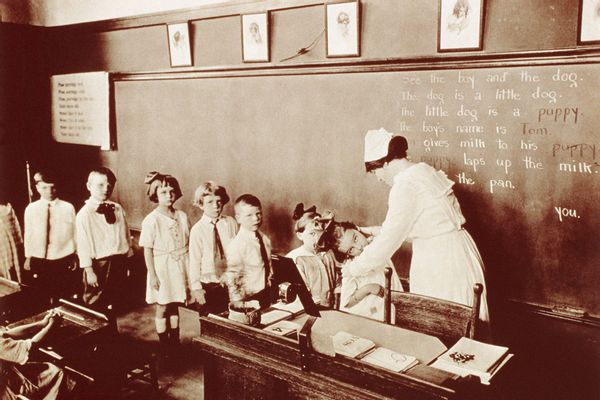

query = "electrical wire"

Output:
[[279, 29, 325, 62]]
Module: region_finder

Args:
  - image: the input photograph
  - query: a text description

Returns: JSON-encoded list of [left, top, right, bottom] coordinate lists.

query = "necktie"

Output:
[[96, 202, 116, 224], [43, 202, 51, 259], [256, 232, 271, 286], [212, 221, 226, 276]]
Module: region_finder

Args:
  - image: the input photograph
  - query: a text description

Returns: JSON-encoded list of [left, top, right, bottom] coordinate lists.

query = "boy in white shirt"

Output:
[[76, 167, 132, 310], [188, 181, 238, 315], [24, 170, 77, 305], [225, 194, 272, 304]]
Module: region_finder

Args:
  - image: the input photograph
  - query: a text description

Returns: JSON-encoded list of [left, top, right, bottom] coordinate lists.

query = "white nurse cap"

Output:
[[364, 128, 393, 163]]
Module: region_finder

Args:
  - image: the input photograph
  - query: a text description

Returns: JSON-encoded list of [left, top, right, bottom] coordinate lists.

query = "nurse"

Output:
[[343, 128, 489, 322]]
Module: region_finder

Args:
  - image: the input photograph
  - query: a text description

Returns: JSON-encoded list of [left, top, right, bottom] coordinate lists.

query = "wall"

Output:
[[0, 0, 229, 26], [0, 23, 47, 214]]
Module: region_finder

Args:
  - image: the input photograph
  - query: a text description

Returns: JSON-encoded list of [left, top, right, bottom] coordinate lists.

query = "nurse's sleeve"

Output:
[[345, 179, 420, 278]]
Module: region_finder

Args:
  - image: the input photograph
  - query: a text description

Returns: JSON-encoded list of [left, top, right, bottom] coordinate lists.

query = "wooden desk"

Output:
[[7, 299, 111, 380], [0, 278, 22, 322], [195, 310, 491, 399], [0, 277, 38, 323], [9, 299, 158, 394]]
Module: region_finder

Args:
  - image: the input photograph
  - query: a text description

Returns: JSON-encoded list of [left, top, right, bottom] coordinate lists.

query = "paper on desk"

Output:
[[271, 298, 304, 314], [263, 320, 300, 336], [261, 309, 292, 325]]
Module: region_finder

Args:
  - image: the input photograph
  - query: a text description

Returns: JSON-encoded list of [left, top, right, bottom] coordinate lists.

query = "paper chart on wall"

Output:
[[51, 71, 110, 150]]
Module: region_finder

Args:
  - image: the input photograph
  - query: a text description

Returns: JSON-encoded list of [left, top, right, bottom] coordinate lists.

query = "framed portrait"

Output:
[[438, 0, 485, 52], [578, 0, 600, 44], [241, 13, 270, 62], [167, 22, 192, 67], [326, 1, 361, 58]]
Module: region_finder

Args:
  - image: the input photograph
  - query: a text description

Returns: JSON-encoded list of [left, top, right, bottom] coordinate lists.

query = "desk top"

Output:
[[0, 277, 21, 297], [8, 300, 110, 353], [309, 310, 447, 364]]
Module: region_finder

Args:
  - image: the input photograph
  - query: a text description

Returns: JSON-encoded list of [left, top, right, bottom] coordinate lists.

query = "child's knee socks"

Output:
[[155, 317, 168, 345], [169, 315, 180, 345]]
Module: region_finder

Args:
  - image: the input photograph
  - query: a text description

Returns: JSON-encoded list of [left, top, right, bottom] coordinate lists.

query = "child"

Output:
[[225, 194, 272, 303], [140, 172, 189, 351], [24, 170, 77, 305], [188, 181, 238, 316], [286, 203, 322, 261], [286, 203, 336, 307], [76, 167, 132, 310], [318, 220, 403, 321], [0, 199, 23, 282], [1, 309, 71, 399]]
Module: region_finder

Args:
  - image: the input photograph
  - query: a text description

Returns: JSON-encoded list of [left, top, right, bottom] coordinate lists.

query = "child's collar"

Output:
[[86, 197, 111, 206], [239, 226, 260, 238], [200, 214, 221, 224], [40, 197, 59, 205]]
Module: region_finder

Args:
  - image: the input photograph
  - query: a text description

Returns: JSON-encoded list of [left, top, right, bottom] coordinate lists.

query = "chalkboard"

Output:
[[111, 59, 600, 317]]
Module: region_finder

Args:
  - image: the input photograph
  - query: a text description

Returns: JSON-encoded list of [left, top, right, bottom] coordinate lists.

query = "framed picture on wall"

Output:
[[167, 22, 192, 67], [578, 0, 600, 44], [242, 13, 270, 62], [326, 1, 361, 58], [438, 0, 485, 52]]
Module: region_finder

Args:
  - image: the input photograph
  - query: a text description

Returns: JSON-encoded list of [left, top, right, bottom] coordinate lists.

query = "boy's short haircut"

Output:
[[33, 170, 58, 185], [234, 194, 261, 210], [88, 167, 117, 186], [145, 173, 183, 203], [192, 181, 230, 207]]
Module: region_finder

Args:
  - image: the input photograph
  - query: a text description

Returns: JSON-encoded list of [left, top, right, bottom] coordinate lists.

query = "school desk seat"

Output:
[[383, 267, 483, 347]]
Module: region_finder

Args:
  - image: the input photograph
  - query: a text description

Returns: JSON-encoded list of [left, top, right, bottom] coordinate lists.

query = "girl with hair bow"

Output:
[[139, 171, 189, 356]]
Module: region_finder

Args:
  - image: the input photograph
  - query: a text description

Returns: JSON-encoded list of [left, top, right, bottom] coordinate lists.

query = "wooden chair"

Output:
[[383, 268, 483, 347]]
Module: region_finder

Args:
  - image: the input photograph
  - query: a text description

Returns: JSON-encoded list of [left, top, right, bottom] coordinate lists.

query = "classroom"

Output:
[[0, 0, 598, 399]]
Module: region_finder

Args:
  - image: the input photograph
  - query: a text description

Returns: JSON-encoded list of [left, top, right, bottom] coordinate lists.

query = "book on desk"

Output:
[[332, 330, 419, 373], [430, 337, 513, 385]]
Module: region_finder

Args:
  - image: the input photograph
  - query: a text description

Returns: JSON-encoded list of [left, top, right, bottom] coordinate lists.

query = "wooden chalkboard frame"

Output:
[[110, 49, 600, 326], [112, 47, 600, 82]]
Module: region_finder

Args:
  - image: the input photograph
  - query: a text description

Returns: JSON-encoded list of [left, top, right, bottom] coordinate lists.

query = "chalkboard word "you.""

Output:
[[554, 206, 580, 222]]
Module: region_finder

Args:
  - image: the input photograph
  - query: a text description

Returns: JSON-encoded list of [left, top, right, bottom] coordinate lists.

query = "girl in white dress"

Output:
[[286, 203, 322, 262], [140, 172, 189, 352], [286, 203, 337, 307]]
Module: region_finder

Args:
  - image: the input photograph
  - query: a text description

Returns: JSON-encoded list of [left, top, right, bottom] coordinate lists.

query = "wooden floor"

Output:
[[113, 304, 205, 399]]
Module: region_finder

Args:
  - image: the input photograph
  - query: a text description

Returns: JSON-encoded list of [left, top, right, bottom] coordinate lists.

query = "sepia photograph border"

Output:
[[437, 0, 485, 52], [167, 22, 193, 67], [241, 12, 270, 63], [325, 1, 361, 58]]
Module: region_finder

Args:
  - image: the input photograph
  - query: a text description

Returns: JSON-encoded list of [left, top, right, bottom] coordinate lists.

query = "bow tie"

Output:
[[96, 202, 116, 224]]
